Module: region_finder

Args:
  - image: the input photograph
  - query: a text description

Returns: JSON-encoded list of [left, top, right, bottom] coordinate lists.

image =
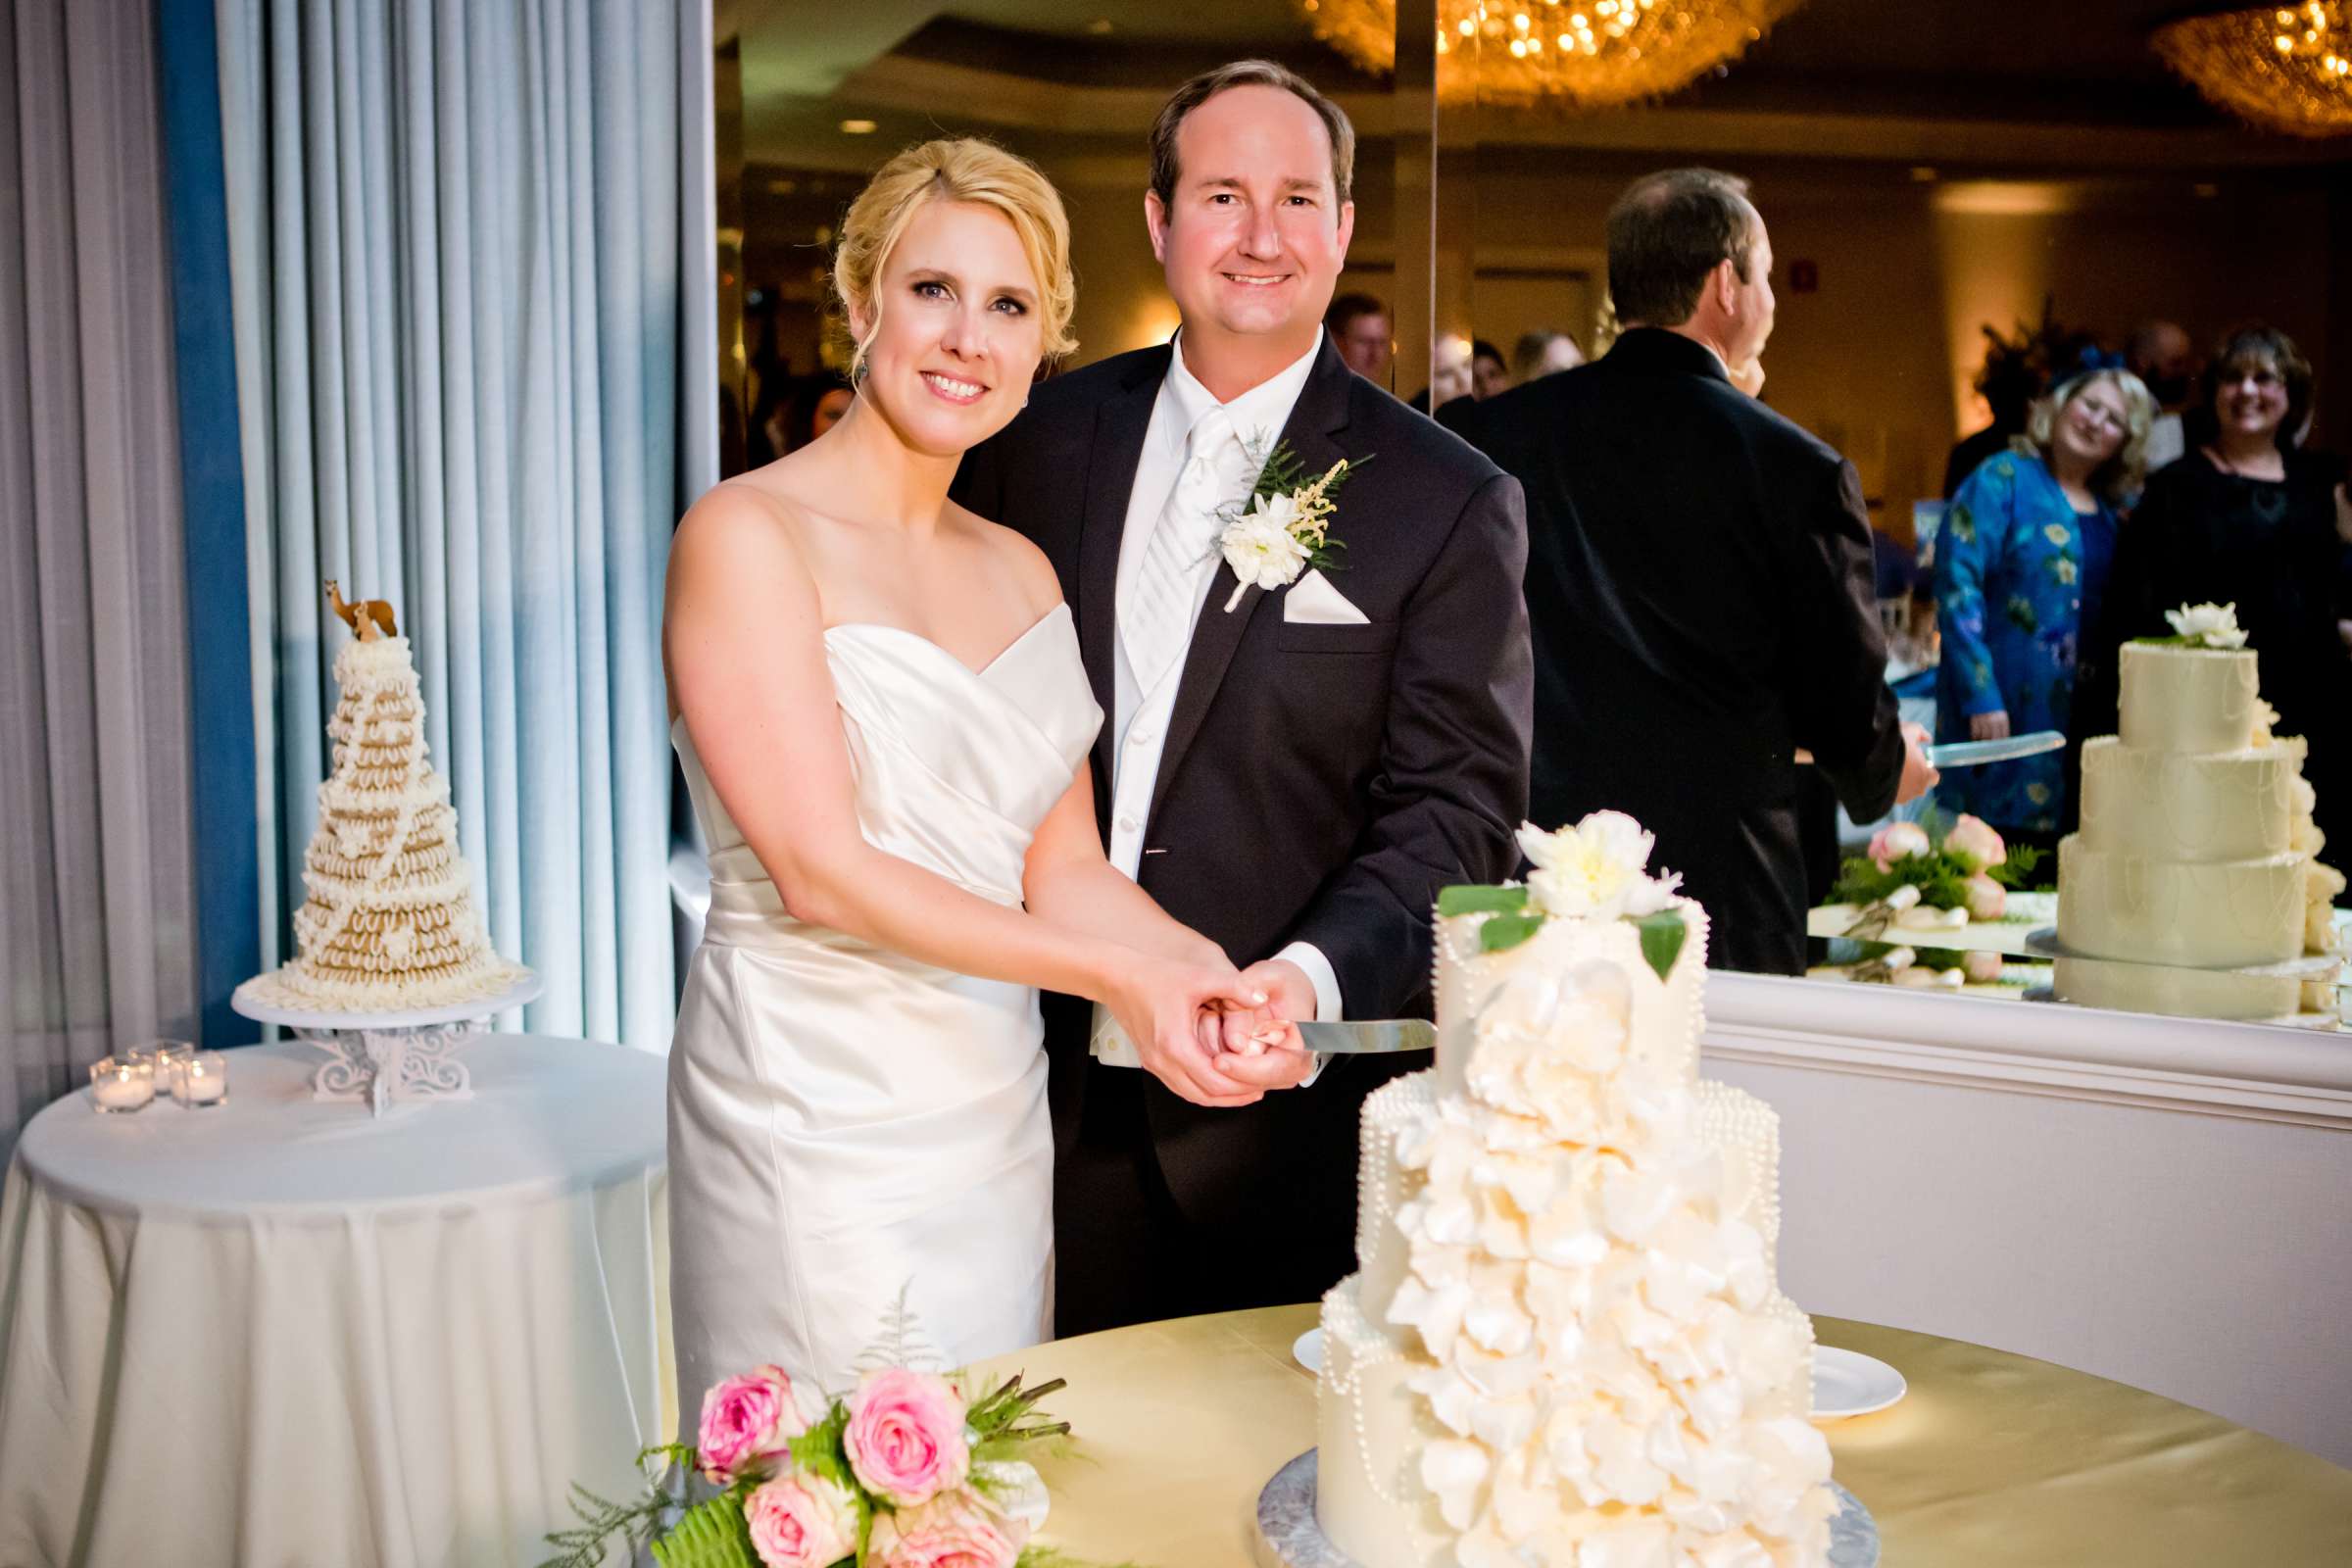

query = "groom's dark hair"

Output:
[[1150, 61, 1355, 211]]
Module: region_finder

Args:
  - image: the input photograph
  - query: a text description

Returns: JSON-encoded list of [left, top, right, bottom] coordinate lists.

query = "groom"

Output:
[[953, 61, 1532, 1332]]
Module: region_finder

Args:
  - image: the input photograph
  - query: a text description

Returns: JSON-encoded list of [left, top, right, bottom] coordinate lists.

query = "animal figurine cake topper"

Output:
[[325, 579, 397, 639]]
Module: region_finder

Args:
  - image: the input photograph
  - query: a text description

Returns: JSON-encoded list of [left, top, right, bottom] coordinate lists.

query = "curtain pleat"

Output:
[[219, 0, 711, 1050], [0, 0, 202, 1152]]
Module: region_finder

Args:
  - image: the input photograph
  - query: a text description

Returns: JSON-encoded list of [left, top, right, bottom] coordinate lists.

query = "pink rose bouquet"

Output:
[[699, 1364, 807, 1485], [746, 1473, 861, 1568], [866, 1487, 1026, 1568], [845, 1369, 972, 1507], [1866, 821, 1932, 873], [547, 1351, 1072, 1568], [1943, 814, 2007, 873]]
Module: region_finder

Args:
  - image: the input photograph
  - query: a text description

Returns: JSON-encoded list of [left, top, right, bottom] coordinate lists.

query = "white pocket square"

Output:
[[1282, 568, 1370, 625]]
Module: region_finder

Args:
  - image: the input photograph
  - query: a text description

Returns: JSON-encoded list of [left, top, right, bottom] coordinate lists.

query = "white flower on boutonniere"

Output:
[[1216, 438, 1364, 612], [2158, 601, 2248, 650]]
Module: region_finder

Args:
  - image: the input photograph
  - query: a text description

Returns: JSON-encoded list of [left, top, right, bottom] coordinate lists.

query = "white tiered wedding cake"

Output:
[[2057, 604, 2342, 1020], [1316, 812, 1835, 1568], [242, 586, 528, 1012]]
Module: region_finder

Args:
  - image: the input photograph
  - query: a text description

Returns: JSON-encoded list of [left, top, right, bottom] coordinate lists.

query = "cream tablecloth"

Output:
[[971, 1304, 2352, 1567], [0, 1036, 670, 1568]]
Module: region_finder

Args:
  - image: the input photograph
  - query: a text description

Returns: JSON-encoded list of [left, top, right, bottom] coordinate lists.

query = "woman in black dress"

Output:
[[2094, 325, 2352, 851]]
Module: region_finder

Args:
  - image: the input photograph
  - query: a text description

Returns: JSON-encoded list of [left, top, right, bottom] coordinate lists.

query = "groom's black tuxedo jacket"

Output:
[[953, 337, 1531, 1314], [1458, 327, 1906, 975]]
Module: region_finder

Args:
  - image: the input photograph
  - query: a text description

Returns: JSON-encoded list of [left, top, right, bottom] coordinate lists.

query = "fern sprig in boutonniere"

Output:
[[1216, 437, 1368, 612]]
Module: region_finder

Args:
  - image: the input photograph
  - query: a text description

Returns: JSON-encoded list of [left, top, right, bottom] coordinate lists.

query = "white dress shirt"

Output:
[[1091, 333, 1343, 1064]]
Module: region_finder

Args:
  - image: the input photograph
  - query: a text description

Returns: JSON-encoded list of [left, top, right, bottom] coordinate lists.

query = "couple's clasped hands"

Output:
[[1104, 954, 1318, 1107]]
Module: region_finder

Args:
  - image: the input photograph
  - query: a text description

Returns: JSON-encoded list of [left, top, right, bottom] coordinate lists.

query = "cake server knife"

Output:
[[1094, 1017, 1435, 1067], [1793, 729, 2066, 769], [1924, 730, 2067, 767], [1294, 1019, 1437, 1055]]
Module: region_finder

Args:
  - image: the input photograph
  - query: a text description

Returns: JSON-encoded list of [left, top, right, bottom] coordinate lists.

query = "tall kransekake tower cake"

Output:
[[1316, 811, 1836, 1567], [243, 584, 528, 1011]]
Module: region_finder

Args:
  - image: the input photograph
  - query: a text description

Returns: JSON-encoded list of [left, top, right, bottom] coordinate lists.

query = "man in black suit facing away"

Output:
[[1462, 169, 1936, 975], [954, 62, 1532, 1333]]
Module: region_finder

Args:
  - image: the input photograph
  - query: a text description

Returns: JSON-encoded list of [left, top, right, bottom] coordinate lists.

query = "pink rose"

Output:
[[867, 1488, 1023, 1568], [1961, 950, 2005, 984], [1867, 821, 1932, 873], [746, 1473, 860, 1568], [1944, 814, 2007, 873], [1963, 872, 2007, 922], [698, 1364, 807, 1485], [844, 1368, 970, 1507]]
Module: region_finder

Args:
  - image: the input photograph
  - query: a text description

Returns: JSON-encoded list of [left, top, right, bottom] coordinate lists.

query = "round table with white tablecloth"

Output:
[[0, 1035, 670, 1568]]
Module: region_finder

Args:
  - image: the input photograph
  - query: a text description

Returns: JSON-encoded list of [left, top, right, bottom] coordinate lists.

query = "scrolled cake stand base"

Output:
[[1253, 1450, 1879, 1568], [230, 972, 541, 1117]]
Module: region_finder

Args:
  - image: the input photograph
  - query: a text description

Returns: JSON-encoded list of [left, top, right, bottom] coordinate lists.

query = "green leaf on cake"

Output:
[[1438, 884, 1530, 917], [1478, 912, 1545, 953], [1636, 909, 1688, 980]]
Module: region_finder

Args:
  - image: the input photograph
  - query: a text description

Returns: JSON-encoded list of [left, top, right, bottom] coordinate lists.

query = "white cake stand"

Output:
[[231, 970, 541, 1117]]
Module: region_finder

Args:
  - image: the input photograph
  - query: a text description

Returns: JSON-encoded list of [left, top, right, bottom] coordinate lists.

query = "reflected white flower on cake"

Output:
[[1517, 812, 1684, 922], [2163, 601, 2248, 649]]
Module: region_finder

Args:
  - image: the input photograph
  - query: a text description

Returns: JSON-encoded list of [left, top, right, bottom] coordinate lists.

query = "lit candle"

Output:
[[154, 1042, 195, 1096], [90, 1057, 155, 1113], [174, 1053, 228, 1107]]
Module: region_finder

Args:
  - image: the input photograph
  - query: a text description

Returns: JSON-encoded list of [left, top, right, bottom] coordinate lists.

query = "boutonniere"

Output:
[[1216, 439, 1368, 612]]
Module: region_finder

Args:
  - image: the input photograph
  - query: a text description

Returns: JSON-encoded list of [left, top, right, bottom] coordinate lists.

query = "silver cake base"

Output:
[[1253, 1449, 1879, 1568]]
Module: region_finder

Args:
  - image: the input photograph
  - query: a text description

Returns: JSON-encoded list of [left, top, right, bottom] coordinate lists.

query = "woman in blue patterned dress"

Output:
[[1933, 368, 2152, 838]]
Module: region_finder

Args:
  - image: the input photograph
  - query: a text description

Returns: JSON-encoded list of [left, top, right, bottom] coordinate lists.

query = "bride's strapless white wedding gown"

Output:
[[667, 604, 1099, 1408]]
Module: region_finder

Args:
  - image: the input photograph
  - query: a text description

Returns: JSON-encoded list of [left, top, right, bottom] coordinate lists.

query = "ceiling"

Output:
[[731, 0, 2352, 169]]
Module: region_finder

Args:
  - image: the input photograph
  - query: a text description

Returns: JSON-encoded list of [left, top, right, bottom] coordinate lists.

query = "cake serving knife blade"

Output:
[[1793, 730, 2067, 769], [1923, 730, 2068, 767], [1294, 1020, 1437, 1055]]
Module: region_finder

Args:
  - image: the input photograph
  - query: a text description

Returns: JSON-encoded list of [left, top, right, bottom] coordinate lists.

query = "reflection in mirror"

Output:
[[713, 1, 2351, 1034]]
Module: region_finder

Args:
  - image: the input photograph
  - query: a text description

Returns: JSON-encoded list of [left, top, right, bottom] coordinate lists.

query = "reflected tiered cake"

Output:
[[2057, 605, 2342, 1020], [1314, 814, 1835, 1567]]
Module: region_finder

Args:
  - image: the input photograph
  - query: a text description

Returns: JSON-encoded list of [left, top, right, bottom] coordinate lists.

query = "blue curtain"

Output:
[[216, 0, 717, 1051]]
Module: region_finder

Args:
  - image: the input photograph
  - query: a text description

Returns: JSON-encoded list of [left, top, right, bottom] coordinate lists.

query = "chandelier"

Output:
[[1295, 0, 1804, 109], [2152, 3, 2352, 138]]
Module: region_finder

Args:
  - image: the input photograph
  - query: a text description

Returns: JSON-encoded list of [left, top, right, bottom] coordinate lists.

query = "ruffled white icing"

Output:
[[1367, 901, 1834, 1567]]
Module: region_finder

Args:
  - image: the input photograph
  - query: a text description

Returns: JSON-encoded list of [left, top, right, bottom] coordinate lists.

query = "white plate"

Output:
[[1293, 1328, 1324, 1374], [1812, 1347, 1905, 1418]]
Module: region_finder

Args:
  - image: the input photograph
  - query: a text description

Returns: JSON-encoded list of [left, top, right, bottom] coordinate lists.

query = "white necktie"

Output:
[[1124, 404, 1249, 695]]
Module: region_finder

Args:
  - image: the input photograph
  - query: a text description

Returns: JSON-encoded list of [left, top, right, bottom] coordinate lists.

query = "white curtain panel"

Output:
[[216, 0, 717, 1052], [0, 0, 202, 1153]]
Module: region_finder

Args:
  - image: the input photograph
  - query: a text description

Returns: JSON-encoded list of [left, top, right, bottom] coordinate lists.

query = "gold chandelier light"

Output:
[[1295, 0, 1804, 109], [2152, 3, 2352, 138]]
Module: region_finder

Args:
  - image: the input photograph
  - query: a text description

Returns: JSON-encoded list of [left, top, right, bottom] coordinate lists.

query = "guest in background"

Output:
[[1943, 326, 2047, 499], [1511, 329, 1585, 381], [1463, 167, 1936, 973], [767, 371, 854, 458], [1325, 292, 1393, 384], [1934, 368, 2152, 847], [1470, 338, 1511, 400], [2095, 325, 2352, 851], [2127, 318, 2197, 471], [1409, 331, 1474, 413]]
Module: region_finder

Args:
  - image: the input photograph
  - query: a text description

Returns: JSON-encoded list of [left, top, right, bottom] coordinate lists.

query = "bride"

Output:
[[662, 139, 1303, 1407]]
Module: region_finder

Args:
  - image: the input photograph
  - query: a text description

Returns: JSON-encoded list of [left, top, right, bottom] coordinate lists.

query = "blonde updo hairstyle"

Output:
[[831, 138, 1077, 382]]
